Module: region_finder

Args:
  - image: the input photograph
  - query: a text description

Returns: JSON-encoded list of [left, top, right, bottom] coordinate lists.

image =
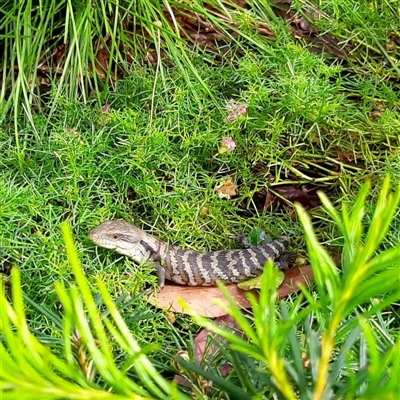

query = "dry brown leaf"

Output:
[[147, 265, 314, 317], [277, 265, 313, 297], [147, 284, 252, 318], [192, 315, 240, 363], [95, 47, 110, 79], [214, 177, 237, 199], [173, 315, 239, 387]]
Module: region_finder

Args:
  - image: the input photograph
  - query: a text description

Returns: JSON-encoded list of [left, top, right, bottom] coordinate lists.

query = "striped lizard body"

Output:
[[89, 220, 292, 288]]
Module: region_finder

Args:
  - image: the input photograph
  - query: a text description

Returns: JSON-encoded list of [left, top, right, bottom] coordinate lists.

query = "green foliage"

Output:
[[1, 47, 399, 380], [1, 222, 189, 400], [2, 0, 399, 127], [1, 179, 399, 399], [183, 178, 400, 399], [1, 2, 400, 397], [0, 0, 214, 128]]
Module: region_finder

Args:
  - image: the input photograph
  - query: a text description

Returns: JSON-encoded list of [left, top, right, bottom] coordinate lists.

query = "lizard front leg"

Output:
[[155, 261, 166, 290]]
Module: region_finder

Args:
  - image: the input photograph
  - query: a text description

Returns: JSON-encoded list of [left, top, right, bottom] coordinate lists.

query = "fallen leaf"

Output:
[[237, 268, 285, 290], [270, 0, 352, 58], [214, 177, 237, 199], [147, 265, 314, 317], [173, 374, 192, 387], [173, 315, 240, 387], [169, 265, 315, 389], [147, 284, 252, 318], [277, 265, 313, 297], [94, 47, 110, 79], [171, 265, 315, 389], [193, 315, 240, 363], [244, 183, 325, 216]]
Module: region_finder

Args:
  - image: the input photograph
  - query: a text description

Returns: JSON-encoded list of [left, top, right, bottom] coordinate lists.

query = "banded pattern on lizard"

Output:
[[89, 220, 292, 288]]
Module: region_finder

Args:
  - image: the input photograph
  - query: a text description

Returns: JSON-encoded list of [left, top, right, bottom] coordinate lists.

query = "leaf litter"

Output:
[[1, 1, 356, 103], [147, 265, 314, 318], [167, 265, 314, 389]]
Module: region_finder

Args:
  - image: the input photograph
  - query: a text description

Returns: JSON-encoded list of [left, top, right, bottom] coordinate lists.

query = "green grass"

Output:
[[2, 39, 399, 343], [2, 183, 399, 398], [1, 2, 400, 397], [2, 0, 399, 124]]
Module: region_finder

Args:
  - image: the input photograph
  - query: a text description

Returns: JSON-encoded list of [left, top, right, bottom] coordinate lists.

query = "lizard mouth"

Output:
[[89, 234, 118, 250], [88, 228, 117, 250]]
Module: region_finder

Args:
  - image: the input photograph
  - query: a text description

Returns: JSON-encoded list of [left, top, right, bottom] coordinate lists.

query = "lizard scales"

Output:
[[89, 220, 291, 288]]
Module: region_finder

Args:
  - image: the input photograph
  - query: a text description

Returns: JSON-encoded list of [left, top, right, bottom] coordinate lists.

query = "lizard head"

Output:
[[89, 220, 153, 263]]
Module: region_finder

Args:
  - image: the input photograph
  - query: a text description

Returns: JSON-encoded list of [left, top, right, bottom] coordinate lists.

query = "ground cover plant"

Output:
[[1, 0, 400, 398]]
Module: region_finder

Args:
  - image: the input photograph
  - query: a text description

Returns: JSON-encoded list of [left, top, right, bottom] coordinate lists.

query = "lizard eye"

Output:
[[113, 235, 119, 239]]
